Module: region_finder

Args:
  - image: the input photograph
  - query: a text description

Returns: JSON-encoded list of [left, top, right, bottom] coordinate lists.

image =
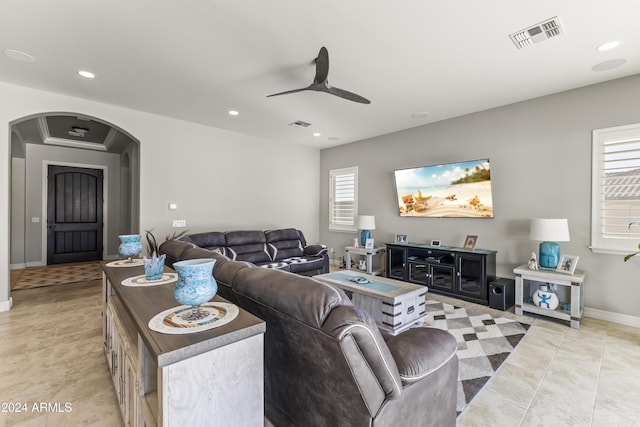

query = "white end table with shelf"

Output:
[[345, 246, 386, 276], [513, 264, 585, 329]]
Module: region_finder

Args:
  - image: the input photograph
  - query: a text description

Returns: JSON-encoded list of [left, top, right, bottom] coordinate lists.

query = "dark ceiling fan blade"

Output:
[[314, 47, 329, 84], [267, 46, 370, 104], [324, 85, 371, 104], [266, 86, 311, 98]]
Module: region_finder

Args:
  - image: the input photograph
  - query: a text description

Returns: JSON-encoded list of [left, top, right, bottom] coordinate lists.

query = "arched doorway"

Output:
[[10, 112, 140, 270]]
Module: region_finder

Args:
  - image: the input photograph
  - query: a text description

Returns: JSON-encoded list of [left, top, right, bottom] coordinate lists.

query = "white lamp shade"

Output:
[[530, 218, 570, 242], [357, 215, 376, 230]]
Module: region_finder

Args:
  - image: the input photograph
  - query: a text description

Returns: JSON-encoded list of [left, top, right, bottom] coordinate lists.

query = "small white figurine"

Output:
[[528, 252, 539, 270]]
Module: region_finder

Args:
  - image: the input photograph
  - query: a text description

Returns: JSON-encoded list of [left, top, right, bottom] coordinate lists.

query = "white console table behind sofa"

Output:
[[102, 262, 266, 426]]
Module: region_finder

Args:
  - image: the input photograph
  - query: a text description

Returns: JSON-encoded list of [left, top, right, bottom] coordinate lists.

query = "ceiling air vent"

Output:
[[289, 120, 311, 128], [509, 16, 564, 49]]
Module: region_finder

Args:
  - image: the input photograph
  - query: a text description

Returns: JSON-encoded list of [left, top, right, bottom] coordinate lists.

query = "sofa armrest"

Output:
[[304, 244, 327, 257], [384, 327, 457, 385]]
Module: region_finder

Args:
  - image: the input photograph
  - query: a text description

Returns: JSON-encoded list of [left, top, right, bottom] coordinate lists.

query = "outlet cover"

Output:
[[172, 219, 186, 228]]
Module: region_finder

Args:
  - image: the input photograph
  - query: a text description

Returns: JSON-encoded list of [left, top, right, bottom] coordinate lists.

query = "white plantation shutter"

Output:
[[592, 123, 640, 253], [329, 167, 358, 231]]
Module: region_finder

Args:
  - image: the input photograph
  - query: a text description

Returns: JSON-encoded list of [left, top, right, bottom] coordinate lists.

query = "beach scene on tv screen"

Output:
[[394, 159, 494, 218]]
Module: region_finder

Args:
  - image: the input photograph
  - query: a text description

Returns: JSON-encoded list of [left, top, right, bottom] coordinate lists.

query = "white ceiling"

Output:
[[1, 0, 639, 149]]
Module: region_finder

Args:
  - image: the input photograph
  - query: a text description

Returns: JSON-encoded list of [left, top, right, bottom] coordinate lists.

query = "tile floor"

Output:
[[1, 275, 639, 426]]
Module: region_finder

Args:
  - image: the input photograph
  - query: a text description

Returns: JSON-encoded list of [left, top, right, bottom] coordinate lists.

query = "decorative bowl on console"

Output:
[[118, 234, 142, 263], [173, 258, 217, 321], [143, 252, 166, 280]]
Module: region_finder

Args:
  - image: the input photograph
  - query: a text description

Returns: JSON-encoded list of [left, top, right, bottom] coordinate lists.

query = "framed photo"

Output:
[[431, 239, 441, 246], [365, 238, 374, 249], [394, 234, 408, 244], [556, 255, 579, 274], [463, 235, 478, 250]]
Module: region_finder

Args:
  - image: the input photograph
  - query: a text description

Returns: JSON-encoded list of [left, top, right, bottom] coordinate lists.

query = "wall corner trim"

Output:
[[0, 298, 13, 312]]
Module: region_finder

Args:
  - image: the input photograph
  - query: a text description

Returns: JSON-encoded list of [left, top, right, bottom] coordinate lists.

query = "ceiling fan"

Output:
[[267, 46, 371, 104]]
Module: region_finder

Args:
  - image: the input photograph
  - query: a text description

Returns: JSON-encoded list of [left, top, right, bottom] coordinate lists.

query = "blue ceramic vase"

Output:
[[144, 253, 166, 280], [173, 258, 217, 321], [118, 234, 142, 262]]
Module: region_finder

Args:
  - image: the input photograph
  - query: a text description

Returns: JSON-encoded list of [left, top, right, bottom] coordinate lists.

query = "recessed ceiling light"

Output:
[[597, 40, 621, 51], [228, 110, 239, 116], [312, 132, 321, 137], [78, 70, 96, 79], [411, 112, 430, 119], [3, 49, 36, 63], [591, 58, 626, 72]]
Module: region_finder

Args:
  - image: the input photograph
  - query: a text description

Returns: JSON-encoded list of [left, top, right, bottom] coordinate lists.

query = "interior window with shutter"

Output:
[[329, 167, 358, 231], [591, 123, 640, 254]]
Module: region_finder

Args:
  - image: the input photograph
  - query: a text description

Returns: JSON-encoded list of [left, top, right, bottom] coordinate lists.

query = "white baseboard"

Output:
[[26, 261, 44, 268], [10, 263, 26, 270], [584, 307, 640, 329], [0, 298, 13, 312]]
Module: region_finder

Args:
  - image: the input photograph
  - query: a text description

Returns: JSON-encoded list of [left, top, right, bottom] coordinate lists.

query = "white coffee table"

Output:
[[315, 270, 427, 335]]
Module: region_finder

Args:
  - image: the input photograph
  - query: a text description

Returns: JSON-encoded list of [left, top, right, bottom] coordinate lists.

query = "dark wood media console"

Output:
[[386, 243, 496, 305]]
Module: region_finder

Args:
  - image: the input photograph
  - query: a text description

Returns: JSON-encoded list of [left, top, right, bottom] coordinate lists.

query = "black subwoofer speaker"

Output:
[[489, 278, 515, 311]]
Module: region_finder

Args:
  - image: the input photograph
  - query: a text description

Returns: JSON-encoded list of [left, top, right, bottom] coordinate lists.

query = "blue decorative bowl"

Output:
[[173, 258, 217, 307], [118, 234, 142, 258]]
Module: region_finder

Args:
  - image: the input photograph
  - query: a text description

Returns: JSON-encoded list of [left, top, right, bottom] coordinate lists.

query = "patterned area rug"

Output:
[[422, 300, 530, 416], [12, 261, 102, 290]]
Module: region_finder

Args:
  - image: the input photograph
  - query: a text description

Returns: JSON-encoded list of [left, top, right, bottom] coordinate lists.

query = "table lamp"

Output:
[[357, 215, 376, 247], [530, 218, 570, 269]]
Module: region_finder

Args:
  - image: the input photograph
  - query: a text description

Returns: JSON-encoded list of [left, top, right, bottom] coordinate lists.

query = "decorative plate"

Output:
[[106, 259, 145, 267], [148, 302, 239, 334], [121, 273, 178, 287]]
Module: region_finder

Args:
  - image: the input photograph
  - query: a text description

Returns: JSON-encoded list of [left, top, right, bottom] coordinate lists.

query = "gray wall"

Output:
[[0, 80, 320, 308], [10, 132, 26, 265], [320, 74, 640, 319]]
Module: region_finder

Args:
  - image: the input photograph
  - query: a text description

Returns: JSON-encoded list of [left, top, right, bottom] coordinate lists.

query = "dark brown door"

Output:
[[47, 165, 104, 265]]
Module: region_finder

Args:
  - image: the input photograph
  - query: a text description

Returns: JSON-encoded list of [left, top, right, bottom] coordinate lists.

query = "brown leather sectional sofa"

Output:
[[160, 228, 328, 276], [159, 229, 459, 426]]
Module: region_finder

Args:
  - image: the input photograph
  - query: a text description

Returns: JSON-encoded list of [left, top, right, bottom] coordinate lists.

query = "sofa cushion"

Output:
[[232, 267, 348, 328], [224, 230, 272, 263], [265, 228, 304, 260], [384, 327, 458, 384], [214, 259, 254, 287], [183, 232, 227, 255], [158, 239, 197, 267], [181, 246, 226, 262]]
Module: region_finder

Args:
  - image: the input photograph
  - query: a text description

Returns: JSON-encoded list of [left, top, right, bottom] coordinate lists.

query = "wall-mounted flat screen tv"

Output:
[[393, 158, 494, 218]]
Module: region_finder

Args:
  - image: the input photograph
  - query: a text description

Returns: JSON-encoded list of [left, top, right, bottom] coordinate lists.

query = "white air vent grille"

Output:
[[510, 16, 564, 49], [289, 120, 311, 128]]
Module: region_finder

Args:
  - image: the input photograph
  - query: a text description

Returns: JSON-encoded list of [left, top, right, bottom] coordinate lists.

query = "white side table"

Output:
[[345, 246, 386, 276], [513, 264, 585, 329]]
